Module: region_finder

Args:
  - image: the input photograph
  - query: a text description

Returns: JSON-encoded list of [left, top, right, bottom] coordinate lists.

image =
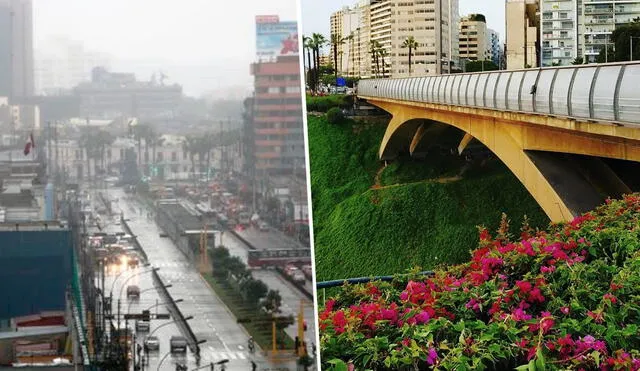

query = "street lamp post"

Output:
[[127, 285, 173, 313]]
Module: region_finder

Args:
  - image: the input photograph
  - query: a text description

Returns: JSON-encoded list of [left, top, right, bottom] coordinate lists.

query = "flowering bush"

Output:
[[319, 195, 640, 370]]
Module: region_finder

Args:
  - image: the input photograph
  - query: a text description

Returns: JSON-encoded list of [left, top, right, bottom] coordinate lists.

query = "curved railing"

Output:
[[357, 62, 640, 125]]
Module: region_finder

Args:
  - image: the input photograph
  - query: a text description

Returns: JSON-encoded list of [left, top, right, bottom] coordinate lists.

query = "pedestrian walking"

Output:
[[251, 360, 257, 371]]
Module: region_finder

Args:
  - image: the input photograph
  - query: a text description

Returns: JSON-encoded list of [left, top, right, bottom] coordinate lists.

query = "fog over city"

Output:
[[34, 0, 298, 97]]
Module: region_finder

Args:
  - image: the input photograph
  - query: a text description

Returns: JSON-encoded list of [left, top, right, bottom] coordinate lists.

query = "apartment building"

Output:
[[459, 14, 490, 62], [370, 0, 459, 77], [250, 55, 305, 176], [330, 4, 367, 77], [540, 0, 580, 66], [487, 29, 503, 67], [506, 0, 540, 69], [581, 0, 640, 62]]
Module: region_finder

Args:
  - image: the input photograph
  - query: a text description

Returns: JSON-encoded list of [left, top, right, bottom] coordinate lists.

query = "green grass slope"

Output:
[[309, 114, 550, 281]]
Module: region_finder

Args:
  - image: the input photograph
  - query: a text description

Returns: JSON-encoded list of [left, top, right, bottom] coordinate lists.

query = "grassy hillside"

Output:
[[309, 114, 549, 281]]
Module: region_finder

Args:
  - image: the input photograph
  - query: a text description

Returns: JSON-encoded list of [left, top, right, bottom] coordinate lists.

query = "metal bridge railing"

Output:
[[358, 61, 640, 125]]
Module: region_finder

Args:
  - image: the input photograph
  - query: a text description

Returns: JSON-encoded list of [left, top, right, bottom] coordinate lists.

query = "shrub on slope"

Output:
[[320, 194, 640, 371], [308, 114, 548, 281]]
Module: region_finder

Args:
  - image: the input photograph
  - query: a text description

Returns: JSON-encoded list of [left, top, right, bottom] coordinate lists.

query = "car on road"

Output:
[[291, 270, 306, 283], [144, 335, 160, 351], [170, 336, 188, 353], [258, 221, 269, 231], [126, 285, 140, 299], [302, 264, 312, 279]]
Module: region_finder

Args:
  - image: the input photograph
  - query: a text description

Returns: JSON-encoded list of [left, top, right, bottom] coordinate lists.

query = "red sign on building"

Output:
[[256, 15, 279, 24]]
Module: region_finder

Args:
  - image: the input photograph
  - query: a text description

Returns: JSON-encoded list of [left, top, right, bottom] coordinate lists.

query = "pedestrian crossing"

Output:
[[152, 261, 191, 268], [203, 350, 248, 361]]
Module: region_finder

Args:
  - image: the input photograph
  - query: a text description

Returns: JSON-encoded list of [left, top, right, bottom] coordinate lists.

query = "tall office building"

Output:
[[459, 14, 490, 62], [506, 0, 540, 69], [251, 17, 304, 176], [581, 0, 640, 63], [0, 0, 34, 100]]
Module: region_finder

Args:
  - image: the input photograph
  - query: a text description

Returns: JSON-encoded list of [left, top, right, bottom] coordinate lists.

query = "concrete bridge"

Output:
[[357, 62, 640, 222]]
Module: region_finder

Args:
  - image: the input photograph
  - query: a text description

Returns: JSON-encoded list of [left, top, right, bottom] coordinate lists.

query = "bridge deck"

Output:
[[358, 62, 640, 126]]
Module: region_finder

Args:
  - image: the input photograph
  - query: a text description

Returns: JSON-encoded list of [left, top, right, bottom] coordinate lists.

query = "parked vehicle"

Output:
[[170, 336, 188, 353], [291, 270, 306, 283], [302, 264, 313, 279], [126, 285, 140, 299], [259, 221, 269, 232], [144, 335, 160, 351]]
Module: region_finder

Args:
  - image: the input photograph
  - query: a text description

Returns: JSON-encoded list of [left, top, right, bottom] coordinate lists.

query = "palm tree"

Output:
[[95, 130, 114, 174], [378, 47, 389, 78], [369, 41, 381, 77], [302, 35, 311, 72], [401, 36, 418, 75], [347, 32, 355, 76], [330, 33, 345, 84], [182, 136, 198, 178], [311, 33, 327, 91], [133, 123, 150, 169], [79, 128, 100, 181]]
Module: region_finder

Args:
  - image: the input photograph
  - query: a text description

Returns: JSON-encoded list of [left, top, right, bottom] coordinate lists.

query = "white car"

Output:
[[259, 222, 269, 231], [291, 271, 306, 283]]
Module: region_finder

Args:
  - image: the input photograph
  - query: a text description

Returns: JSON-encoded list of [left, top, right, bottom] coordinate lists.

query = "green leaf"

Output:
[[362, 354, 372, 367], [327, 359, 348, 371], [384, 356, 391, 368], [592, 351, 601, 367], [535, 348, 546, 371], [528, 359, 537, 371], [515, 365, 530, 371]]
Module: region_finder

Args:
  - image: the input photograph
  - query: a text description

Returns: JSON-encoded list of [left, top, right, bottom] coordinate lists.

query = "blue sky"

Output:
[[301, 0, 505, 52]]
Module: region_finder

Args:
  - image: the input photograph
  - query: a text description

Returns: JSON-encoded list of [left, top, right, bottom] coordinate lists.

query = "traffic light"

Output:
[[142, 310, 150, 321]]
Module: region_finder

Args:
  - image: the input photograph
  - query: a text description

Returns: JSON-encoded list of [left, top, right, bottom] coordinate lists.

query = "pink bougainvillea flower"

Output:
[[426, 348, 438, 365], [560, 306, 570, 315]]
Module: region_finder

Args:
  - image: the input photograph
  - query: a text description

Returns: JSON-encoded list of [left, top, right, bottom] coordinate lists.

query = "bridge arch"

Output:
[[371, 99, 640, 223]]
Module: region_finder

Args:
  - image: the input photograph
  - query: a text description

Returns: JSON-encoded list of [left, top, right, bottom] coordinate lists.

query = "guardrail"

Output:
[[358, 61, 640, 125], [316, 271, 435, 289], [120, 217, 200, 355]]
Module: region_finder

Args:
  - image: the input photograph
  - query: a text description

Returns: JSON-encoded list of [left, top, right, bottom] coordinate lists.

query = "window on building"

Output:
[[157, 152, 164, 161], [183, 151, 187, 160]]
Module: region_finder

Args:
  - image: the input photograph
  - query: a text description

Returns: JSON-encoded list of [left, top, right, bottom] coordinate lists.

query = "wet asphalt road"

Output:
[[107, 188, 295, 370]]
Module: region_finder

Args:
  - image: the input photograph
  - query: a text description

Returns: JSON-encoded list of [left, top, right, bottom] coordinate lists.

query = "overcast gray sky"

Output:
[[301, 0, 505, 51], [33, 0, 299, 97]]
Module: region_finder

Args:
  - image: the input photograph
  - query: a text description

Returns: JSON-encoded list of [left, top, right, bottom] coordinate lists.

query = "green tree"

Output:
[[610, 20, 640, 61], [262, 289, 283, 314], [240, 278, 268, 306], [209, 246, 231, 278], [571, 56, 584, 65], [401, 36, 418, 75], [464, 60, 499, 72], [596, 45, 615, 63], [378, 47, 389, 77], [369, 40, 381, 77], [310, 33, 327, 91], [330, 33, 346, 84]]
